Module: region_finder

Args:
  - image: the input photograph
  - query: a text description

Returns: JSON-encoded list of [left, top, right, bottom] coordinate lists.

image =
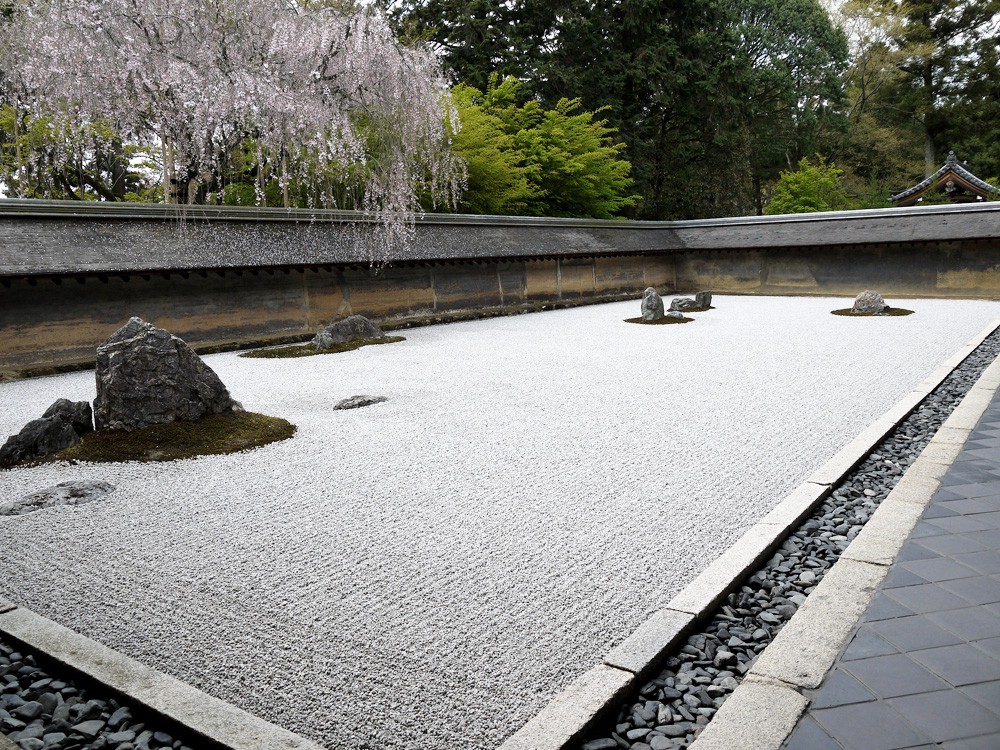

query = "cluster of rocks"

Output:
[[312, 315, 385, 350], [583, 326, 1000, 750], [851, 290, 889, 314], [0, 400, 94, 469], [640, 290, 712, 322], [0, 318, 241, 469], [0, 640, 194, 750]]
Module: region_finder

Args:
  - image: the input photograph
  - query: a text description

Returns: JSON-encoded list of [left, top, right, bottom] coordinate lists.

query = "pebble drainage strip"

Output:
[[580, 327, 1000, 750], [0, 639, 202, 750], [1, 330, 998, 750]]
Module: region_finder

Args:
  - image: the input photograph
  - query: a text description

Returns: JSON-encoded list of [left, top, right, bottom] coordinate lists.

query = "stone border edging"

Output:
[[498, 316, 1000, 750], [687, 331, 1000, 750], [0, 605, 325, 750]]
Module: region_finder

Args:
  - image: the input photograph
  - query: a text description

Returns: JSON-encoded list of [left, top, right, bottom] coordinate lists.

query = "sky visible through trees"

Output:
[[0, 0, 998, 221]]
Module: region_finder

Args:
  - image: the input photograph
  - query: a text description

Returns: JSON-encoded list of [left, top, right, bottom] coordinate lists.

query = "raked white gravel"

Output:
[[1, 295, 998, 749]]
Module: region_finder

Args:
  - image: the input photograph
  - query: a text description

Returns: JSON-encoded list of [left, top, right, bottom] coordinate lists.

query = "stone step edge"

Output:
[[688, 334, 1000, 750], [0, 604, 325, 750], [497, 315, 1000, 750]]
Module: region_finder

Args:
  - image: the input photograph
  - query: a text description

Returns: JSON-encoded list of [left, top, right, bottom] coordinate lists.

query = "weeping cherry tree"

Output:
[[0, 0, 463, 259]]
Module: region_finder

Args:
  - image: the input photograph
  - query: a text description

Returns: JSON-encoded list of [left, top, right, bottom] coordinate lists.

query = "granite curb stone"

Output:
[[499, 666, 634, 750], [0, 607, 323, 750]]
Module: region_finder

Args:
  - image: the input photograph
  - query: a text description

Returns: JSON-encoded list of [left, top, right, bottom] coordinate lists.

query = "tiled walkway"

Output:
[[784, 394, 1000, 750]]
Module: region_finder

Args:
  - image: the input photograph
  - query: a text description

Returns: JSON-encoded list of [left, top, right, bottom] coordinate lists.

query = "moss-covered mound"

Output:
[[831, 308, 914, 317], [624, 316, 694, 325], [45, 411, 295, 464], [240, 336, 405, 359]]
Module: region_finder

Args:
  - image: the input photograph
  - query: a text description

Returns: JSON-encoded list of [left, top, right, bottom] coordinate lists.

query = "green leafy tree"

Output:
[[765, 157, 853, 214], [448, 77, 638, 218]]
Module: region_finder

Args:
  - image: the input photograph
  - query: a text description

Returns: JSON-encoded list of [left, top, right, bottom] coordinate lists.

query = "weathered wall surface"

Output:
[[2, 200, 999, 376]]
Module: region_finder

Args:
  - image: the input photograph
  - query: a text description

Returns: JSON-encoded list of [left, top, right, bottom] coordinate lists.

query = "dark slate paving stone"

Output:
[[864, 594, 916, 622], [940, 734, 1000, 750], [845, 653, 950, 698], [923, 502, 963, 518], [940, 575, 1000, 605], [972, 511, 1000, 529], [939, 499, 1000, 515], [942, 481, 1000, 501], [924, 516, 994, 535], [909, 643, 1000, 687], [883, 567, 932, 588], [930, 489, 970, 506], [960, 679, 1000, 712], [913, 533, 989, 556], [927, 606, 1000, 640], [963, 529, 1000, 548], [901, 557, 981, 582], [884, 583, 974, 615], [808, 667, 878, 709], [812, 701, 932, 750], [909, 521, 950, 540], [842, 627, 900, 661], [952, 551, 1000, 575], [972, 636, 1000, 660], [869, 615, 965, 651], [896, 541, 942, 562], [888, 689, 1000, 743], [782, 714, 844, 750]]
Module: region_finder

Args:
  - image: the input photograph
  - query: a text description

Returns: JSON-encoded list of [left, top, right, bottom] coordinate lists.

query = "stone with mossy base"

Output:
[[832, 290, 914, 317], [42, 412, 295, 464], [624, 312, 694, 325], [313, 314, 385, 350], [241, 335, 405, 359]]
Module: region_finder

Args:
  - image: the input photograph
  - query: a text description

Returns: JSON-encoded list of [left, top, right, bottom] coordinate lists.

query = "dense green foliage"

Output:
[[765, 157, 852, 214], [449, 77, 638, 217]]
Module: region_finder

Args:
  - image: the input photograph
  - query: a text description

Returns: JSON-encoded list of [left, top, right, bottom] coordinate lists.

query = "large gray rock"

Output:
[[313, 315, 385, 350], [852, 290, 889, 314], [669, 296, 699, 312], [695, 291, 713, 308], [94, 317, 240, 431], [0, 480, 115, 516], [0, 399, 93, 468], [641, 287, 664, 321]]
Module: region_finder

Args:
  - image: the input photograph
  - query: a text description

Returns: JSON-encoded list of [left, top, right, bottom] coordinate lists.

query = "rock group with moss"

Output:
[[0, 399, 94, 468], [313, 314, 386, 350]]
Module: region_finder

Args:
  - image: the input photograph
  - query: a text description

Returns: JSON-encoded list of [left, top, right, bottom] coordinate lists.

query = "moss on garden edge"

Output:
[[831, 308, 914, 317], [239, 335, 405, 359], [42, 411, 296, 464], [623, 316, 694, 325]]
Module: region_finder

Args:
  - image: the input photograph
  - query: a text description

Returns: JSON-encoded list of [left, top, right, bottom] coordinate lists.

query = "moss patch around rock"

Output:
[[831, 308, 914, 317], [623, 316, 694, 325], [43, 411, 295, 464], [239, 335, 405, 359]]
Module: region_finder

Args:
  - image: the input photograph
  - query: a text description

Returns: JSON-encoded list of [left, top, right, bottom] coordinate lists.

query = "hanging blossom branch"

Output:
[[0, 0, 465, 262]]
